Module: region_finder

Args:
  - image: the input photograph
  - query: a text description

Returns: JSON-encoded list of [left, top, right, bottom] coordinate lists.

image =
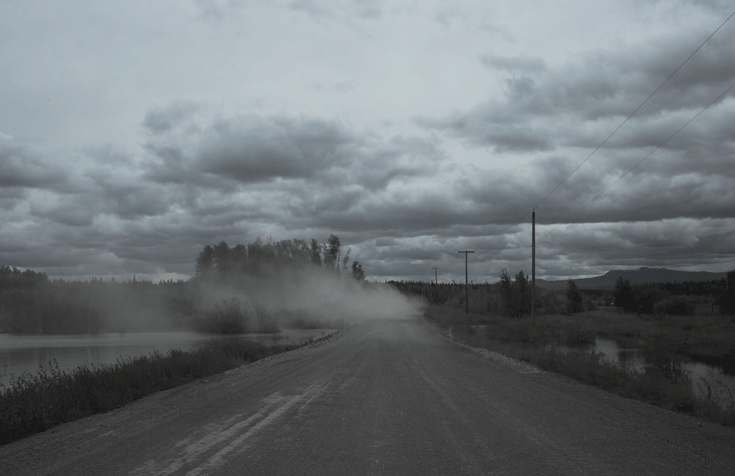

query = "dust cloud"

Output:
[[194, 267, 422, 330]]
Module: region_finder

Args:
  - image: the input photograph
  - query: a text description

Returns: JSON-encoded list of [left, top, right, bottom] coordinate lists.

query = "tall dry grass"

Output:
[[0, 336, 321, 445], [426, 307, 735, 426]]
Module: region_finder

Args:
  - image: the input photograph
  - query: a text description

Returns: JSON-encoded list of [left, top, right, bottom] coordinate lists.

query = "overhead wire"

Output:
[[457, 10, 735, 276], [536, 79, 735, 244], [532, 9, 735, 211]]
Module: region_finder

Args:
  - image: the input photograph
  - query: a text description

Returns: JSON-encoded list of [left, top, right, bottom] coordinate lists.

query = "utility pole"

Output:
[[458, 251, 475, 314], [532, 209, 536, 327], [432, 267, 439, 304]]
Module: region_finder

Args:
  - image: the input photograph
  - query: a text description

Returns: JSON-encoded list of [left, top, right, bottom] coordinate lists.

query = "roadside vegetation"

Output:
[[0, 234, 363, 335], [0, 334, 331, 446], [392, 271, 735, 426], [0, 233, 365, 446]]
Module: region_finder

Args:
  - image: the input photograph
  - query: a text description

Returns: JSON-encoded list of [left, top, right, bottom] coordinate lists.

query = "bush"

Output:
[[566, 280, 584, 314], [194, 298, 248, 333], [0, 337, 308, 445], [654, 295, 696, 316]]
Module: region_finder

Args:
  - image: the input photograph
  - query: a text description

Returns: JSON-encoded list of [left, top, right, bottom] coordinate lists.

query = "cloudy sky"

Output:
[[1, 0, 734, 283]]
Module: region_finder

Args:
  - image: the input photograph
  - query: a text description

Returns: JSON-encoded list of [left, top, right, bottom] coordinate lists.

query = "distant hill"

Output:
[[536, 267, 727, 290]]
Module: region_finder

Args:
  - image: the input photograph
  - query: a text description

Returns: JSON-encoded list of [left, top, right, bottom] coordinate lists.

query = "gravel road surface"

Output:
[[2, 317, 734, 475]]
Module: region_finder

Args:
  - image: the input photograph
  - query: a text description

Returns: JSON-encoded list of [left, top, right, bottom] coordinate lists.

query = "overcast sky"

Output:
[[1, 0, 734, 283]]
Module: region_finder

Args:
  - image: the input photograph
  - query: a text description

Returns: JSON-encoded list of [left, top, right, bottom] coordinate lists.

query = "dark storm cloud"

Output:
[[199, 115, 354, 183], [453, 144, 735, 227], [144, 113, 355, 185], [0, 106, 450, 279], [29, 197, 99, 227], [410, 25, 735, 245], [0, 135, 67, 189], [2, 1, 733, 283], [0, 188, 26, 211], [144, 110, 443, 194], [96, 181, 172, 219], [531, 218, 735, 278], [420, 29, 735, 153]]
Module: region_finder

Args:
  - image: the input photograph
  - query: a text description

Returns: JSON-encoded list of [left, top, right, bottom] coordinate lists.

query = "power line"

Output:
[[537, 79, 735, 244], [483, 10, 735, 253], [533, 9, 735, 211]]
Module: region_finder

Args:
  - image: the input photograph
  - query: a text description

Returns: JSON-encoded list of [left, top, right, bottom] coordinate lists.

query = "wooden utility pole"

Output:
[[458, 251, 475, 314], [432, 267, 439, 303], [532, 209, 536, 327]]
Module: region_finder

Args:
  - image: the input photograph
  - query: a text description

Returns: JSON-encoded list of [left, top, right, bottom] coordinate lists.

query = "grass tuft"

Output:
[[0, 336, 319, 446], [425, 308, 735, 426]]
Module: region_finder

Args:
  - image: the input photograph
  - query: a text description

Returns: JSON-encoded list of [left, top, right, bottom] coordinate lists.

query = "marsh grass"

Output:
[[426, 307, 735, 426], [0, 336, 319, 445]]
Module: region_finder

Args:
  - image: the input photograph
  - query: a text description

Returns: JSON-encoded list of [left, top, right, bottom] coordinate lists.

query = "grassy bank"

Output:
[[425, 306, 735, 426], [426, 306, 735, 363], [0, 335, 328, 446]]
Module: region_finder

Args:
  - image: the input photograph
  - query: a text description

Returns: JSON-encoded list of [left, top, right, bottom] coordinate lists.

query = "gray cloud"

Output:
[[290, 0, 332, 19], [144, 109, 444, 194], [142, 102, 201, 135], [479, 54, 547, 74], [420, 29, 735, 153], [353, 0, 382, 19], [0, 135, 68, 190], [1, 1, 733, 284]]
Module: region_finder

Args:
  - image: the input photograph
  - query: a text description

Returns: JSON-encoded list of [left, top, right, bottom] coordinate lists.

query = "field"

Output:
[[424, 305, 735, 426]]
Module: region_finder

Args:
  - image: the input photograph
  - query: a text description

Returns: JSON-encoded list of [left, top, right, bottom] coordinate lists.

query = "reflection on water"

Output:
[[591, 337, 735, 399], [0, 329, 335, 387], [592, 337, 645, 370], [469, 325, 734, 401]]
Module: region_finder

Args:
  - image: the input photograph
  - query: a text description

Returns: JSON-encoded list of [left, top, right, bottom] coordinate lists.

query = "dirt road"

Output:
[[2, 317, 734, 475]]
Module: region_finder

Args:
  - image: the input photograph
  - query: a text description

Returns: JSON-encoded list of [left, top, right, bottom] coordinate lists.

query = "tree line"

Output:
[[0, 234, 366, 334], [613, 276, 733, 316], [191, 234, 365, 333], [194, 234, 365, 282], [0, 266, 196, 334], [390, 270, 733, 318]]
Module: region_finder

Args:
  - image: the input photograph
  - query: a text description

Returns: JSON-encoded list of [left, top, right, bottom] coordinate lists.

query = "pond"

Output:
[[0, 329, 336, 388], [462, 325, 735, 402], [590, 336, 735, 400]]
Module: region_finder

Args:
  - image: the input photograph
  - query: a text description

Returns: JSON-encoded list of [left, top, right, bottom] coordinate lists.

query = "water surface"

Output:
[[591, 336, 735, 399], [0, 329, 335, 387]]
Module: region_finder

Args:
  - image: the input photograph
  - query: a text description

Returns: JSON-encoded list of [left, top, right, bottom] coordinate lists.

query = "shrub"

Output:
[[196, 298, 250, 333], [654, 295, 696, 316], [0, 337, 309, 445]]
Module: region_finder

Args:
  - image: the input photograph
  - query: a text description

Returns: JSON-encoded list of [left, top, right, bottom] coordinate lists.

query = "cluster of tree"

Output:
[[0, 268, 196, 334], [0, 266, 50, 289], [391, 270, 734, 318], [497, 269, 532, 317], [611, 277, 720, 316], [0, 234, 365, 335], [658, 279, 727, 297], [192, 298, 278, 334], [388, 270, 596, 317], [191, 234, 366, 333], [194, 235, 365, 282], [0, 267, 103, 333]]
